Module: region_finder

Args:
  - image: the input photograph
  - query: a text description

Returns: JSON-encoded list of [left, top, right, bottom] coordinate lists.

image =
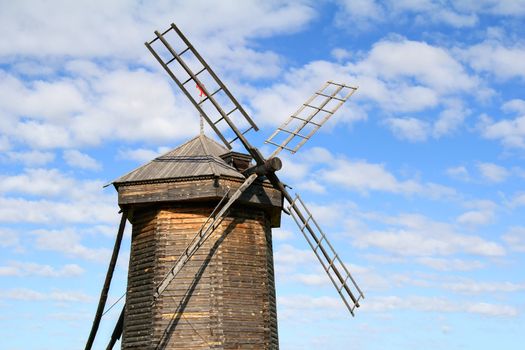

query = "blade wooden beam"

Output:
[[153, 173, 259, 300], [85, 210, 127, 350], [145, 23, 259, 151], [287, 194, 364, 316], [265, 81, 357, 158]]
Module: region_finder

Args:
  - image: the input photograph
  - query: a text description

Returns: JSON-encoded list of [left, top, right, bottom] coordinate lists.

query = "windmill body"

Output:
[[113, 135, 281, 349]]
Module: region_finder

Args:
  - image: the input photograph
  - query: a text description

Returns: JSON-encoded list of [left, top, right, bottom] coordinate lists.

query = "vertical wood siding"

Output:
[[122, 204, 279, 350]]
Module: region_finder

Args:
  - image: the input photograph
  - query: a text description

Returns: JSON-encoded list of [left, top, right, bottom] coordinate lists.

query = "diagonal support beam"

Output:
[[85, 210, 128, 350]]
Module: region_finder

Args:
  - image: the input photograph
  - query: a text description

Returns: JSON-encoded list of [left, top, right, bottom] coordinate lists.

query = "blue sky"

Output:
[[1, 1, 525, 349]]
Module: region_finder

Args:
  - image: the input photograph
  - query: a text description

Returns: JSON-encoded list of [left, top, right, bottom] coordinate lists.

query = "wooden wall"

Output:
[[122, 204, 279, 350]]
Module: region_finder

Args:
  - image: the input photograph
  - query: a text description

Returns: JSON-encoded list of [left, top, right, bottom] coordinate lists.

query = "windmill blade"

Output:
[[265, 81, 357, 158], [287, 193, 364, 316], [85, 210, 128, 350], [145, 23, 258, 150], [153, 173, 259, 301]]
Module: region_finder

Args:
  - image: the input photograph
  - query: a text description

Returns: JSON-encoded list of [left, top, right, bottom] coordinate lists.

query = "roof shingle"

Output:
[[113, 135, 245, 185]]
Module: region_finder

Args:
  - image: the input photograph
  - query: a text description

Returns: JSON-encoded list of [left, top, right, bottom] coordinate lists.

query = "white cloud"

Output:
[[510, 193, 525, 208], [4, 150, 55, 166], [480, 113, 525, 149], [117, 146, 170, 163], [277, 295, 347, 320], [456, 199, 497, 227], [0, 136, 10, 151], [416, 257, 485, 271], [334, 0, 385, 28], [456, 210, 494, 226], [433, 100, 470, 137], [291, 272, 331, 286], [274, 244, 317, 267], [0, 168, 75, 197], [502, 99, 525, 114], [446, 165, 470, 181], [365, 295, 518, 317], [351, 213, 505, 257], [63, 150, 101, 170], [321, 159, 420, 194], [477, 162, 509, 183], [0, 288, 92, 303], [385, 101, 470, 142], [352, 39, 477, 93], [334, 0, 479, 29], [272, 228, 293, 241], [455, 0, 525, 16], [463, 41, 525, 80], [331, 48, 352, 61], [33, 228, 111, 263], [0, 262, 84, 277], [442, 280, 525, 294], [0, 228, 20, 249], [0, 196, 116, 224], [279, 293, 518, 318], [319, 157, 455, 199], [385, 117, 430, 142], [503, 226, 525, 252], [296, 179, 327, 194], [0, 1, 314, 62]]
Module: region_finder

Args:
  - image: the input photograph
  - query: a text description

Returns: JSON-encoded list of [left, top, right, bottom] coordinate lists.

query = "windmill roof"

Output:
[[112, 134, 246, 185]]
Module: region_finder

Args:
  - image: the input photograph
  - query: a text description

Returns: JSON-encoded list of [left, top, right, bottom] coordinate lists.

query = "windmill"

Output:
[[85, 23, 364, 350]]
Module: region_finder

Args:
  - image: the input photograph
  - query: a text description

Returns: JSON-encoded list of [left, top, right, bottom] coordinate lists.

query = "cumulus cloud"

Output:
[[0, 196, 116, 224], [279, 294, 518, 319], [334, 0, 479, 29], [4, 151, 55, 166], [446, 165, 470, 181], [351, 213, 505, 257], [0, 228, 21, 249], [0, 1, 314, 63], [416, 257, 485, 271], [365, 295, 518, 317], [318, 157, 455, 199], [479, 113, 525, 149], [0, 288, 92, 303], [63, 150, 101, 170], [463, 40, 525, 80], [442, 279, 525, 294], [351, 38, 477, 93], [503, 226, 525, 252], [0, 168, 75, 197], [385, 101, 470, 142], [456, 199, 497, 227], [509, 193, 525, 208], [0, 262, 84, 277], [117, 146, 171, 163], [477, 162, 509, 183], [385, 117, 430, 142], [33, 228, 112, 263]]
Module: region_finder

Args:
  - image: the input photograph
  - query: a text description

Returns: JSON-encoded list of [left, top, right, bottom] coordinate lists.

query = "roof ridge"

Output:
[[199, 134, 220, 176]]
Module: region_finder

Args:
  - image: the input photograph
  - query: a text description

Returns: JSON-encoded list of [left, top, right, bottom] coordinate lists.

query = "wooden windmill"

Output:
[[85, 23, 364, 350]]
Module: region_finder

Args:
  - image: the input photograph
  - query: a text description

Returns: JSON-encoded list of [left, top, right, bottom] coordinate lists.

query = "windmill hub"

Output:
[[243, 157, 282, 177]]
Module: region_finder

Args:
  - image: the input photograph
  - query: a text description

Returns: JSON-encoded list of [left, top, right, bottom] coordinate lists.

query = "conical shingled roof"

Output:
[[113, 135, 245, 185]]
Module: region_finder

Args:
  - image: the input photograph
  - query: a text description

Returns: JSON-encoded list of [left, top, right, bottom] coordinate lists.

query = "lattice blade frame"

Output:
[[145, 23, 259, 150], [266, 81, 357, 158], [287, 194, 364, 316]]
